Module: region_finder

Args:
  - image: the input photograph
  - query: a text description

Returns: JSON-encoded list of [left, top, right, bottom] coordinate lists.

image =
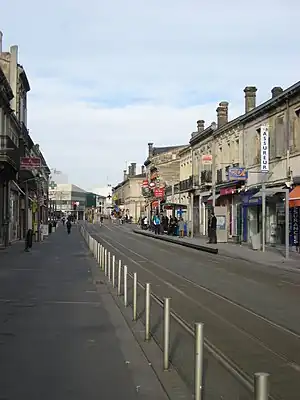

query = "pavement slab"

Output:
[[0, 225, 170, 400]]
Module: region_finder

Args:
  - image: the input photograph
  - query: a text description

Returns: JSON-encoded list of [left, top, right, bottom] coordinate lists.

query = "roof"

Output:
[[113, 172, 146, 191], [144, 144, 186, 166], [18, 64, 30, 92], [190, 80, 300, 147], [55, 183, 86, 193], [240, 80, 300, 123]]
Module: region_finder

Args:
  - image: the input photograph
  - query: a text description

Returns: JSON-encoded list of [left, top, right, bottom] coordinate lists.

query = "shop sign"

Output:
[[142, 180, 149, 188], [201, 154, 212, 165], [220, 187, 236, 196], [152, 201, 159, 208], [228, 167, 248, 181], [154, 188, 165, 198], [260, 125, 269, 172], [20, 157, 41, 170]]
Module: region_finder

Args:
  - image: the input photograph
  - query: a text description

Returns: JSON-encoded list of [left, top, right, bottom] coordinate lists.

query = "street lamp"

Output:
[[210, 122, 217, 209]]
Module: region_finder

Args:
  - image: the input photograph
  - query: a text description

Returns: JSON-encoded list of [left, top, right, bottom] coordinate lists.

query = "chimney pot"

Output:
[[271, 86, 283, 98], [131, 162, 136, 176], [216, 101, 229, 128], [128, 165, 132, 177], [0, 31, 3, 53], [148, 142, 154, 157], [244, 86, 257, 113], [123, 169, 127, 181], [197, 120, 205, 132]]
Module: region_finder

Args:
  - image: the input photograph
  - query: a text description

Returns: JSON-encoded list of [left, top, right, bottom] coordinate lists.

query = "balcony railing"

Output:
[[180, 176, 193, 191]]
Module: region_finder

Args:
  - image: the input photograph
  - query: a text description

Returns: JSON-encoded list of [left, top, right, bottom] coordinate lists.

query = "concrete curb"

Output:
[[133, 229, 218, 255]]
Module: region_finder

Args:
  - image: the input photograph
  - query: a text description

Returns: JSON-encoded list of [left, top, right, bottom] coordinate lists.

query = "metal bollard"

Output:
[[132, 272, 137, 321], [145, 283, 151, 341], [254, 373, 269, 400], [194, 322, 204, 400], [108, 252, 111, 282], [163, 298, 171, 370], [124, 265, 128, 307], [117, 260, 122, 295], [101, 246, 105, 270], [104, 249, 108, 276], [112, 255, 115, 287], [99, 244, 102, 266]]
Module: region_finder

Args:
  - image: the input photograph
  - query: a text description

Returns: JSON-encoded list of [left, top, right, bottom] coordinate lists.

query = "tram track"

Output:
[[87, 222, 300, 400]]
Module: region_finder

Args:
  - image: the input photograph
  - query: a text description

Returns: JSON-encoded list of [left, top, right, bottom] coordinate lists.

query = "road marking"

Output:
[[91, 226, 300, 340], [280, 280, 300, 287], [94, 231, 300, 369], [46, 301, 101, 305]]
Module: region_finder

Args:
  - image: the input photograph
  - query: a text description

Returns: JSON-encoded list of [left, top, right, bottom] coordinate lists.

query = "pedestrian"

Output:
[[208, 212, 217, 243], [178, 217, 185, 238], [66, 219, 72, 235], [153, 214, 161, 235]]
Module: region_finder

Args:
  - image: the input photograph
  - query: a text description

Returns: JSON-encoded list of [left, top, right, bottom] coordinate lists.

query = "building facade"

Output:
[[143, 143, 185, 217], [188, 82, 300, 248], [49, 183, 86, 220], [0, 34, 49, 246], [112, 163, 146, 222]]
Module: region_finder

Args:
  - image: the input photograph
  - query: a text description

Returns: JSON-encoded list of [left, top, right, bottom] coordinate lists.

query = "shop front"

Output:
[[241, 188, 288, 245]]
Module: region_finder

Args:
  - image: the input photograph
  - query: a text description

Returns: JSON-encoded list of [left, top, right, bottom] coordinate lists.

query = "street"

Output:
[[0, 226, 169, 400], [88, 221, 300, 400]]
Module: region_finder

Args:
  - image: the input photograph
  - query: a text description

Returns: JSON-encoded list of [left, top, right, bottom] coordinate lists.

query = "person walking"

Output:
[[66, 219, 72, 235]]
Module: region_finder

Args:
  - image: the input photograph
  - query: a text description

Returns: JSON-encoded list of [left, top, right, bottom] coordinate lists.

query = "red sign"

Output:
[[152, 201, 159, 208], [220, 187, 236, 196], [20, 157, 41, 170], [142, 180, 149, 188], [154, 188, 165, 198]]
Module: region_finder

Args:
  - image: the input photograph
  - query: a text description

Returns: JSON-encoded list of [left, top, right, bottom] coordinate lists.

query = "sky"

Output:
[[0, 0, 299, 190]]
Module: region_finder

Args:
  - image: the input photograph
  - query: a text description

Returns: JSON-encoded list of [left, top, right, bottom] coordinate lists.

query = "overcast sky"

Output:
[[1, 1, 299, 189]]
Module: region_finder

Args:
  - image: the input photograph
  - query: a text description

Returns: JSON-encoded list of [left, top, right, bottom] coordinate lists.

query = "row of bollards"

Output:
[[81, 226, 270, 400]]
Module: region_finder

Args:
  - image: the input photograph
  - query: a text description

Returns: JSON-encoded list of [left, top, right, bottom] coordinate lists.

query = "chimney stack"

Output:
[[128, 165, 132, 177], [148, 142, 153, 157], [123, 169, 127, 181], [131, 162, 136, 176], [271, 87, 283, 98], [197, 120, 205, 132], [244, 86, 257, 113], [0, 31, 3, 53], [141, 165, 145, 175], [216, 101, 229, 128]]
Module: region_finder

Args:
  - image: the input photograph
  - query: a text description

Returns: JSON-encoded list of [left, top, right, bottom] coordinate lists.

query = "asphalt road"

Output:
[[87, 221, 300, 400], [0, 226, 169, 400]]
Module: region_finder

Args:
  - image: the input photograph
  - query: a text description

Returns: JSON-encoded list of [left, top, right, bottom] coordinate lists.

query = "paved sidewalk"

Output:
[[0, 225, 169, 400], [132, 225, 300, 271]]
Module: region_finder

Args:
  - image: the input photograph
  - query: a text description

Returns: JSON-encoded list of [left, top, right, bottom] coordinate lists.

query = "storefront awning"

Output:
[[163, 202, 188, 209], [289, 186, 300, 207], [252, 187, 284, 198], [206, 194, 220, 202]]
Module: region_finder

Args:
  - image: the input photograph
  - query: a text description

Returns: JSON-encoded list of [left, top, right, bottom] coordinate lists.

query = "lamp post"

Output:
[[210, 122, 217, 209]]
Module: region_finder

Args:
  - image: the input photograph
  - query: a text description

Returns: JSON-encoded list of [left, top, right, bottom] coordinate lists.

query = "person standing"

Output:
[[209, 212, 217, 243], [153, 214, 161, 235]]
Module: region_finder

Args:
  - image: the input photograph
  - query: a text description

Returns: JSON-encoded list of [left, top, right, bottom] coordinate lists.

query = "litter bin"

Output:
[[49, 222, 52, 234]]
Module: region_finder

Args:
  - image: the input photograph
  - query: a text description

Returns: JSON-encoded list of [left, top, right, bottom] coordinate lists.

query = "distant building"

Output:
[[112, 163, 146, 221], [49, 183, 86, 219], [91, 184, 113, 216]]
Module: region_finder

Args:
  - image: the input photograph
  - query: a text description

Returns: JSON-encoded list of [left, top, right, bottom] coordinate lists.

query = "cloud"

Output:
[[1, 0, 299, 188]]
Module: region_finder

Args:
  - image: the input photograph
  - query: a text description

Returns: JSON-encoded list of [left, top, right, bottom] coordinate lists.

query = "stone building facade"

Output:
[[112, 163, 146, 222]]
